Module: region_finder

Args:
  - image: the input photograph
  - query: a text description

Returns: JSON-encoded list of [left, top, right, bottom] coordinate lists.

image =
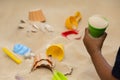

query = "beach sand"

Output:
[[0, 0, 120, 80]]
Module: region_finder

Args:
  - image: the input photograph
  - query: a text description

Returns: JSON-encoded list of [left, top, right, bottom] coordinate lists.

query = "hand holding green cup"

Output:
[[88, 15, 109, 38]]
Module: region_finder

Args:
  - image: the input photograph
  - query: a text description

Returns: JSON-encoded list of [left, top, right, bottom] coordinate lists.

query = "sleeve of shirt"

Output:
[[112, 47, 120, 79]]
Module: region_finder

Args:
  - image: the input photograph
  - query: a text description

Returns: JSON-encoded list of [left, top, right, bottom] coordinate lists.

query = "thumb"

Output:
[[98, 32, 107, 49], [100, 32, 107, 42], [85, 28, 89, 34], [84, 28, 90, 36]]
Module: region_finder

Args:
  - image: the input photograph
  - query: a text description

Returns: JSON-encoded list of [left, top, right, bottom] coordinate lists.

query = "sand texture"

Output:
[[0, 0, 120, 80]]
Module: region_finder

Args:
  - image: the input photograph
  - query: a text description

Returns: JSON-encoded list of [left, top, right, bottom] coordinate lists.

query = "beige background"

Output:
[[0, 0, 120, 80]]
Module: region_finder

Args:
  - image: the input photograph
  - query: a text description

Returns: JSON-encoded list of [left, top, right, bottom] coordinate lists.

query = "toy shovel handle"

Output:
[[74, 11, 81, 22]]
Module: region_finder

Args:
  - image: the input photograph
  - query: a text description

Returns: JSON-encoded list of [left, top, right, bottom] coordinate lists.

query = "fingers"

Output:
[[84, 28, 107, 40], [84, 28, 107, 39]]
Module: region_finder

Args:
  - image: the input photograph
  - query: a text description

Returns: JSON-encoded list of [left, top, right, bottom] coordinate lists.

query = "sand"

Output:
[[89, 15, 109, 28], [0, 0, 120, 80]]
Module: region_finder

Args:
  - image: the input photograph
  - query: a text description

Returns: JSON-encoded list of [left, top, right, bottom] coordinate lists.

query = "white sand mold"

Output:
[[89, 15, 109, 29]]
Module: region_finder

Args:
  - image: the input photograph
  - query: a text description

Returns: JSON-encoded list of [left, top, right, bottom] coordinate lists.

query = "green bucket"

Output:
[[88, 15, 109, 38]]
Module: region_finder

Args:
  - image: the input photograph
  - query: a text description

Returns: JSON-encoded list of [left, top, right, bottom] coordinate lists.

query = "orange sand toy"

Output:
[[65, 11, 82, 30], [31, 54, 54, 71], [29, 9, 46, 22]]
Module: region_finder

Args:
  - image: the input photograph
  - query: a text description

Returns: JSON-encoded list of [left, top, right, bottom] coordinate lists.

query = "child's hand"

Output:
[[83, 28, 107, 55]]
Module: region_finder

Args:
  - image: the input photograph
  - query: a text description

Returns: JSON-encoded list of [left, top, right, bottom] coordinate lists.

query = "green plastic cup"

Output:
[[88, 15, 109, 38]]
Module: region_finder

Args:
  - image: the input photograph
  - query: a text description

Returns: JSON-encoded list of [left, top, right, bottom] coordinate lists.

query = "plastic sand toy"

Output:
[[65, 11, 82, 30], [46, 44, 64, 61], [61, 30, 78, 38], [31, 54, 54, 72], [88, 15, 108, 37], [13, 44, 31, 55], [29, 9, 46, 22], [52, 70, 68, 80], [13, 44, 34, 59], [2, 48, 22, 64]]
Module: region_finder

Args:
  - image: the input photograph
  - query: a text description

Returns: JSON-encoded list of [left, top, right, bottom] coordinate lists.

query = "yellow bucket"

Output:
[[46, 44, 64, 61]]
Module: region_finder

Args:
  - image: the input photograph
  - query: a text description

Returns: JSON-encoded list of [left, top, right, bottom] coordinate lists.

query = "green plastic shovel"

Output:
[[52, 70, 68, 80]]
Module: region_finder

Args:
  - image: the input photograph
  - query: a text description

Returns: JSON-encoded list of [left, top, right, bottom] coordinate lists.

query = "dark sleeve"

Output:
[[112, 47, 120, 79]]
